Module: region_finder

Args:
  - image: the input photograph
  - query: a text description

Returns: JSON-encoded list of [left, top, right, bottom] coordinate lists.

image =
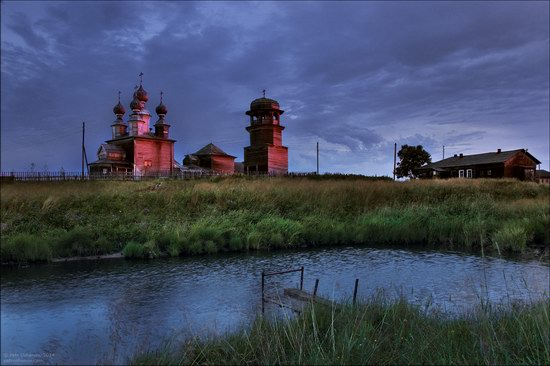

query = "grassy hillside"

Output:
[[131, 297, 550, 365], [1, 177, 549, 262]]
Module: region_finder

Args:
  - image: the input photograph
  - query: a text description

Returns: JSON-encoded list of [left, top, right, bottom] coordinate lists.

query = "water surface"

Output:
[[1, 246, 548, 364]]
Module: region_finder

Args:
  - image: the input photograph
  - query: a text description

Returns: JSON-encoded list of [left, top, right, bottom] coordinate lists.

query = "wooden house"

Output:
[[243, 93, 288, 175], [89, 84, 176, 176], [183, 143, 236, 173], [537, 169, 550, 184], [418, 149, 540, 180]]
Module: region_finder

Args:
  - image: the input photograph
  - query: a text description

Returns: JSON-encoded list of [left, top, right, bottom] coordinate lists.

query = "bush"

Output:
[[53, 226, 95, 257], [142, 240, 160, 258], [1, 233, 52, 262], [492, 221, 530, 253], [123, 241, 145, 258]]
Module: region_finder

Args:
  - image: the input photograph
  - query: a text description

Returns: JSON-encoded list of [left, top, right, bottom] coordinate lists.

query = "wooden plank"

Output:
[[283, 288, 332, 306]]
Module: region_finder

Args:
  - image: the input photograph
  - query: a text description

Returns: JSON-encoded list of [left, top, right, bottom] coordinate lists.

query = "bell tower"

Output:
[[243, 91, 288, 175]]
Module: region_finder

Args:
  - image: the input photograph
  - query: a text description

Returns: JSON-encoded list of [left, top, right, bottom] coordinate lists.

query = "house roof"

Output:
[[88, 159, 132, 166], [420, 149, 541, 170], [537, 169, 550, 178], [193, 143, 236, 158], [100, 144, 126, 154]]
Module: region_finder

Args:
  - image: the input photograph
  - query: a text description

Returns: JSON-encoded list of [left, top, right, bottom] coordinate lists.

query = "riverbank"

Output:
[[131, 297, 550, 365], [1, 177, 549, 263]]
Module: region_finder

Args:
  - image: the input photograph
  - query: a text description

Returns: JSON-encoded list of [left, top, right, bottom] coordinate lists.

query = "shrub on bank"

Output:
[[123, 241, 145, 258], [1, 233, 52, 262], [492, 221, 530, 253]]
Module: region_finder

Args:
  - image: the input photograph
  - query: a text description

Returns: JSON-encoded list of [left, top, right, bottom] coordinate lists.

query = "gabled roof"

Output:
[[420, 149, 541, 170], [99, 144, 125, 154], [193, 143, 236, 158], [537, 169, 550, 178]]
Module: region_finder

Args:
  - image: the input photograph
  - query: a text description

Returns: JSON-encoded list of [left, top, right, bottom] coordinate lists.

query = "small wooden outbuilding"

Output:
[[183, 143, 236, 174]]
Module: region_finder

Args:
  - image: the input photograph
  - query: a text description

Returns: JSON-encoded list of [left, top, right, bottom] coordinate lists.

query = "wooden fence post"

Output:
[[313, 279, 319, 298], [300, 266, 304, 290], [261, 271, 265, 314], [353, 278, 359, 304]]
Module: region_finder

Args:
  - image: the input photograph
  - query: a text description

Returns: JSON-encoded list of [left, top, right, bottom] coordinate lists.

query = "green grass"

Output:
[[131, 297, 550, 365], [1, 177, 549, 262]]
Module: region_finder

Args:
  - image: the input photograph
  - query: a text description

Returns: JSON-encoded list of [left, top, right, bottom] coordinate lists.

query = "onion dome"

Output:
[[113, 101, 126, 115], [155, 91, 167, 115], [136, 85, 149, 102], [130, 93, 141, 110], [156, 102, 167, 115]]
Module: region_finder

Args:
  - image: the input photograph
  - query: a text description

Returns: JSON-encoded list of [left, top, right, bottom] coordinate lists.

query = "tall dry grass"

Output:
[[1, 177, 548, 262]]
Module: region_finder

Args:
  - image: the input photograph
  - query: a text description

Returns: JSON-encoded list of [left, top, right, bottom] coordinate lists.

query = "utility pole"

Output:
[[316, 141, 319, 175], [393, 143, 397, 180], [81, 122, 88, 180], [443, 145, 445, 160]]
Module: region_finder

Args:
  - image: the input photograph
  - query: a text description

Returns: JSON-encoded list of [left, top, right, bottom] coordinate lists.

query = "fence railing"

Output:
[[0, 170, 322, 182]]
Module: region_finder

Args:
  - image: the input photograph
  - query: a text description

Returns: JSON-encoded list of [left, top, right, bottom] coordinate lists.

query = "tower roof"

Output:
[[250, 97, 280, 111]]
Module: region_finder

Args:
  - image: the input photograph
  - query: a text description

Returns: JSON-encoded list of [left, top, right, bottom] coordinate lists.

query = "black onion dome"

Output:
[[156, 101, 168, 115], [130, 94, 141, 110], [136, 85, 149, 102], [113, 101, 126, 115], [250, 97, 280, 111]]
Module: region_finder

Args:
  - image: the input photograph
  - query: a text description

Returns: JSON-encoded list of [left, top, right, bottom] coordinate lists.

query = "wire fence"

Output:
[[0, 170, 324, 183]]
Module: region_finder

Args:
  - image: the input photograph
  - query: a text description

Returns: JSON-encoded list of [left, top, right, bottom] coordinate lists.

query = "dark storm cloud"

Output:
[[1, 1, 548, 174]]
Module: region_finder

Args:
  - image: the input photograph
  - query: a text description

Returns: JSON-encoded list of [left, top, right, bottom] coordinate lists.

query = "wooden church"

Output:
[[90, 80, 289, 176], [89, 80, 176, 176]]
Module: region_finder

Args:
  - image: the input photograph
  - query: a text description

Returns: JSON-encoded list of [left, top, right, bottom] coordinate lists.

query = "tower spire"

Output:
[[263, 89, 266, 98], [118, 91, 121, 103], [139, 72, 144, 86]]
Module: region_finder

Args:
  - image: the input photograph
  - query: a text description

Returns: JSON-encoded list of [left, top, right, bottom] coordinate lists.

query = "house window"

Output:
[[487, 170, 491, 176], [144, 160, 152, 167], [466, 169, 472, 178], [459, 170, 464, 178]]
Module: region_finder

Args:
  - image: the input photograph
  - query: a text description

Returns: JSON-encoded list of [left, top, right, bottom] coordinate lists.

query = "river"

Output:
[[1, 246, 549, 365]]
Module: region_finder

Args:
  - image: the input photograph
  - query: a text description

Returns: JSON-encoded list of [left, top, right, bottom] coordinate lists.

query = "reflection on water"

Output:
[[1, 247, 548, 364]]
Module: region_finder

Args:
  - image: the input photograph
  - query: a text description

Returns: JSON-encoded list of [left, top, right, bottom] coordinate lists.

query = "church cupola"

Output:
[[130, 91, 141, 111], [111, 91, 128, 139], [128, 72, 152, 136], [154, 91, 171, 139], [136, 84, 149, 102]]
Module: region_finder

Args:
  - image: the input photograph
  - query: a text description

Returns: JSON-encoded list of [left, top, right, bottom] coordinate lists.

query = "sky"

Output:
[[1, 1, 549, 175]]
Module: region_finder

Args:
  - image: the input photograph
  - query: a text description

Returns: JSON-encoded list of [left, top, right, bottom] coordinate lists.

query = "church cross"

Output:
[[139, 72, 144, 85], [262, 89, 266, 98]]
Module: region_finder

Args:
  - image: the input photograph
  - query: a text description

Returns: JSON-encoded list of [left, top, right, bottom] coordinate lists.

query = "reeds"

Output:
[[131, 297, 550, 365], [1, 178, 548, 262]]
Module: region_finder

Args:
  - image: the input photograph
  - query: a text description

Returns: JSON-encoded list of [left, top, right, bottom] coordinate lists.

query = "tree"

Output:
[[395, 144, 431, 179]]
